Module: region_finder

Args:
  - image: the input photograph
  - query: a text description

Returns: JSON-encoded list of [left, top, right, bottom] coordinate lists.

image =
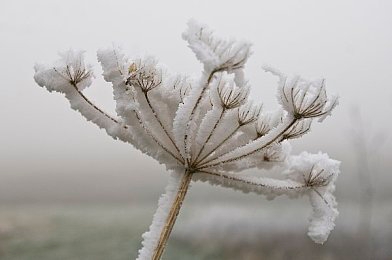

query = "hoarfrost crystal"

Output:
[[34, 20, 340, 259]]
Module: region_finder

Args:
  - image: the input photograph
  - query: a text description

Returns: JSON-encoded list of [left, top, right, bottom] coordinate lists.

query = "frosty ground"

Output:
[[1, 199, 390, 260]]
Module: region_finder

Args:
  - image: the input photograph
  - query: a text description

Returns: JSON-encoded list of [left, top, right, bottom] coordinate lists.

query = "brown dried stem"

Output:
[[152, 171, 193, 260]]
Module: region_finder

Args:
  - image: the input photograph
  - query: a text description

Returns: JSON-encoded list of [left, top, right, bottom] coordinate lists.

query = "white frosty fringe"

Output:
[[172, 73, 210, 162], [263, 65, 339, 123], [194, 105, 224, 157], [97, 47, 182, 169], [285, 152, 340, 244], [183, 19, 252, 73], [196, 150, 340, 243], [195, 109, 241, 163], [175, 20, 252, 164], [308, 191, 338, 244], [215, 141, 292, 173], [137, 171, 185, 260], [201, 115, 296, 168], [34, 51, 132, 143], [194, 171, 305, 200]]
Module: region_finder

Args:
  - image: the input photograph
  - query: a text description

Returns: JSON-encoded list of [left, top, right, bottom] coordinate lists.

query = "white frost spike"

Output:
[[183, 19, 252, 73], [318, 93, 339, 122], [308, 190, 338, 244], [34, 20, 340, 259]]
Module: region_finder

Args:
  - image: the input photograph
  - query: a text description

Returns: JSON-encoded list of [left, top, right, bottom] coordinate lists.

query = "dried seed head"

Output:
[[125, 57, 162, 92], [279, 77, 338, 121], [183, 19, 252, 73], [303, 165, 335, 188], [238, 102, 262, 125], [281, 119, 312, 141], [128, 63, 137, 73], [256, 116, 271, 138], [262, 143, 287, 163], [171, 75, 192, 103], [216, 73, 249, 109], [52, 50, 93, 87]]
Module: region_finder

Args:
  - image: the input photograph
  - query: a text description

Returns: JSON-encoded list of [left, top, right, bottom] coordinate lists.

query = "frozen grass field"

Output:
[[1, 201, 391, 260]]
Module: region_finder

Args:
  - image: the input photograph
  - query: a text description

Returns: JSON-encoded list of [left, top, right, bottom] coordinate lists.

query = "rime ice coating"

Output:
[[34, 20, 341, 259], [34, 50, 132, 143], [137, 172, 185, 260], [285, 152, 340, 244]]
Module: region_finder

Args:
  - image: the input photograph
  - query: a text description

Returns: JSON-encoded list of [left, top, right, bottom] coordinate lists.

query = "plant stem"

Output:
[[152, 171, 193, 260]]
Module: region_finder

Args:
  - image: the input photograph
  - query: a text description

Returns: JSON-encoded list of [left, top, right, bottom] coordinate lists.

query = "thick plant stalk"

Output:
[[153, 171, 192, 259], [137, 171, 193, 260]]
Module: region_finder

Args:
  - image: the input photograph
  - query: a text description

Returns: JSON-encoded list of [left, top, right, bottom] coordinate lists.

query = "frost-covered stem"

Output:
[[134, 110, 184, 165], [184, 71, 216, 164], [71, 83, 125, 127], [198, 170, 306, 191], [193, 108, 226, 164], [196, 124, 241, 167], [152, 171, 193, 260], [143, 91, 182, 158], [199, 118, 297, 169]]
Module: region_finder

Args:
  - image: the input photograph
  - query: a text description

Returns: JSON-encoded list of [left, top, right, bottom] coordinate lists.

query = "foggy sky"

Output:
[[1, 0, 391, 203]]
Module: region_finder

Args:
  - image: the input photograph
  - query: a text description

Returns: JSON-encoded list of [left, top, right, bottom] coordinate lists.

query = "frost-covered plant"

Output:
[[34, 20, 340, 260]]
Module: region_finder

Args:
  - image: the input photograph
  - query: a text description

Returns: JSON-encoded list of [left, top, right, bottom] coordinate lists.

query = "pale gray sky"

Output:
[[1, 0, 391, 202]]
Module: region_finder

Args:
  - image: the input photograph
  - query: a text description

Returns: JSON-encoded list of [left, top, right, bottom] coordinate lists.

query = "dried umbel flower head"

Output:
[[215, 73, 249, 109], [275, 72, 338, 122], [125, 57, 163, 92], [34, 19, 340, 260], [34, 50, 93, 92]]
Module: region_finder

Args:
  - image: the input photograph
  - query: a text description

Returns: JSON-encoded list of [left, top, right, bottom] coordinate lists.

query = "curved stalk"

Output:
[[70, 83, 125, 127], [71, 83, 184, 165]]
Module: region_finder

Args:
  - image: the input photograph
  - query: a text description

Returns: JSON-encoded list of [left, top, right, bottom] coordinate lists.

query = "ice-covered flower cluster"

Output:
[[34, 19, 340, 259]]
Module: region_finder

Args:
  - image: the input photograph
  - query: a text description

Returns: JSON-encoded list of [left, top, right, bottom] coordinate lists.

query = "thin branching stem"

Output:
[[198, 170, 305, 191], [198, 118, 297, 169], [69, 83, 126, 127], [69, 82, 184, 165], [133, 110, 184, 164], [196, 124, 241, 167], [183, 70, 218, 165], [193, 107, 226, 165], [143, 91, 183, 160]]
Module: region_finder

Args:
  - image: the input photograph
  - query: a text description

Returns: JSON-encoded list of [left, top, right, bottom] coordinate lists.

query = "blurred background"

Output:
[[1, 0, 391, 259]]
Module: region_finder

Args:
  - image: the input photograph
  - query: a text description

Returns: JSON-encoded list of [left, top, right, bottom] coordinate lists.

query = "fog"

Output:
[[1, 0, 391, 202], [0, 0, 392, 259]]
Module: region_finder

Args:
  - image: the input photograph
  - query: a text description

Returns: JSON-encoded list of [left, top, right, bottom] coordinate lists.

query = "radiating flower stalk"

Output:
[[34, 20, 340, 260]]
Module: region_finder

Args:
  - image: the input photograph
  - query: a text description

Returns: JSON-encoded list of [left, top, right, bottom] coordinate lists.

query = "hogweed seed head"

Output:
[[215, 73, 249, 109], [279, 77, 338, 122], [238, 102, 262, 125], [34, 20, 341, 258], [281, 119, 312, 141], [125, 57, 163, 92]]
